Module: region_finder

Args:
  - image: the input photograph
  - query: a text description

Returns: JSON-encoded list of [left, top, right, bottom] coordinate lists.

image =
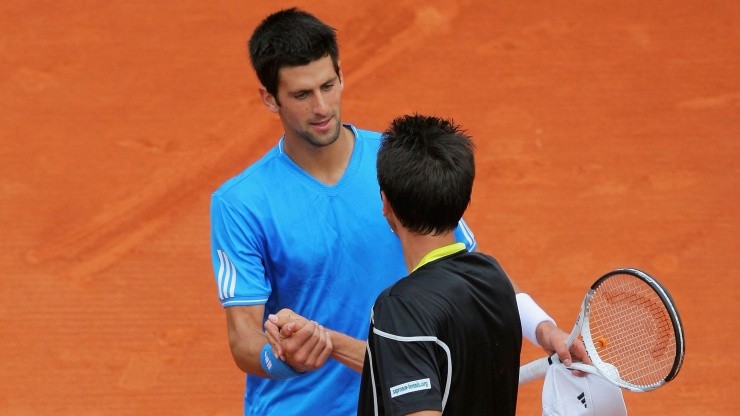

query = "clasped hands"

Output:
[[263, 309, 333, 373]]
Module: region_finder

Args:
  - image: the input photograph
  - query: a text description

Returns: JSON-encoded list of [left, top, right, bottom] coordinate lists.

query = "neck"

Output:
[[283, 125, 354, 186], [395, 229, 457, 273]]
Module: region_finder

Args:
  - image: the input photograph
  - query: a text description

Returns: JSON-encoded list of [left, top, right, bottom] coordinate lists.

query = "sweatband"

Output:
[[516, 293, 556, 347], [259, 343, 303, 379]]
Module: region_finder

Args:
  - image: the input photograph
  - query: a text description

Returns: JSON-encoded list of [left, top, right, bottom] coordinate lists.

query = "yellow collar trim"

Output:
[[412, 242, 467, 273]]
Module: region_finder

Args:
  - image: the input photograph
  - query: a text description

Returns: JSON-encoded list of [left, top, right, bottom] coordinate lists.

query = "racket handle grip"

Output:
[[519, 356, 557, 385]]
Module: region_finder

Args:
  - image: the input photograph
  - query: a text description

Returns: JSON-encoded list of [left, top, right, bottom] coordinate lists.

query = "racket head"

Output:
[[581, 268, 685, 392]]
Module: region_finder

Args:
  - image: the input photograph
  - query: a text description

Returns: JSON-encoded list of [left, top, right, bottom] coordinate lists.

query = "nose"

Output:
[[313, 93, 329, 115]]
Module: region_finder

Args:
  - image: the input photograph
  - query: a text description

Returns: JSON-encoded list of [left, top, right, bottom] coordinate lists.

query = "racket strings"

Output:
[[587, 273, 676, 388]]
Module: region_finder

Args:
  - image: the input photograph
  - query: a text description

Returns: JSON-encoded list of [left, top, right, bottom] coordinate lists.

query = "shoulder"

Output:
[[451, 250, 504, 271], [371, 284, 437, 335], [374, 274, 441, 318], [212, 145, 283, 203], [373, 284, 412, 316]]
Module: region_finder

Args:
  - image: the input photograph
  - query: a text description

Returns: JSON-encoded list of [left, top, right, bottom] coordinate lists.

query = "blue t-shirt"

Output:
[[210, 125, 476, 415]]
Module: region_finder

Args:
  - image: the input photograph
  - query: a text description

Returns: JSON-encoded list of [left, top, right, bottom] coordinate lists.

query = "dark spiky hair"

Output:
[[377, 114, 475, 235]]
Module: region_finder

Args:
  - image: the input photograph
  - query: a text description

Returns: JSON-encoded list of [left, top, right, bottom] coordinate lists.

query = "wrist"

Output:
[[534, 320, 557, 347], [516, 293, 556, 347], [259, 343, 304, 379]]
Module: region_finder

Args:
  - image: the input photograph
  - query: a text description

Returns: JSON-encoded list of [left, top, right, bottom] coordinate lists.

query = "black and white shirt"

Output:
[[358, 246, 522, 415]]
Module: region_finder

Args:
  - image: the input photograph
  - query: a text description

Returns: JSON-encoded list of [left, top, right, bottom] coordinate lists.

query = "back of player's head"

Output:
[[378, 114, 475, 236], [248, 8, 340, 98]]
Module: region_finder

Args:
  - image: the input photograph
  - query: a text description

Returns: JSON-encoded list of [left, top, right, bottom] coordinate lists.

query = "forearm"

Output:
[[328, 329, 367, 373], [228, 328, 269, 377], [225, 305, 271, 377]]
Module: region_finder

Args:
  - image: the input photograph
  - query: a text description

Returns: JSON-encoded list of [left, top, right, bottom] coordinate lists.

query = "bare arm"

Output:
[[225, 304, 270, 377], [265, 309, 365, 373], [326, 329, 366, 373]]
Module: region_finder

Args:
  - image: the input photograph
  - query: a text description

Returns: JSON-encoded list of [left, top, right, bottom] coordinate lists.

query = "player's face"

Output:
[[272, 56, 344, 147]]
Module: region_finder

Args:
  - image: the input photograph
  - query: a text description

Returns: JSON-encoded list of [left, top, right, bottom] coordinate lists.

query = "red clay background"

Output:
[[1, 1, 738, 414]]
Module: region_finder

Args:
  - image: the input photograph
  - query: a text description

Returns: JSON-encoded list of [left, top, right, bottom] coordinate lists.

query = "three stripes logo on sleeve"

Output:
[[216, 249, 237, 300]]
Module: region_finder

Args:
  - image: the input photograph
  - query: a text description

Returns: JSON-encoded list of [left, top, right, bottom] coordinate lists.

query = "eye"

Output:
[[294, 92, 308, 100], [321, 83, 334, 91]]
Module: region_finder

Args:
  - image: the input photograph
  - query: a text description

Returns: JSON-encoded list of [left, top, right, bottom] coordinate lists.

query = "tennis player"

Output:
[[356, 114, 521, 415], [212, 7, 585, 415]]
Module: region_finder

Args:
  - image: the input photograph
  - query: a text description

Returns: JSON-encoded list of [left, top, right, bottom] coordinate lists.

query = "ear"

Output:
[[338, 63, 345, 92], [258, 87, 280, 113], [380, 191, 390, 217], [381, 192, 399, 235]]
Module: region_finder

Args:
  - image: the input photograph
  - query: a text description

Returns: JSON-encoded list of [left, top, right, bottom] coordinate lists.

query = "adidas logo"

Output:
[[577, 392, 587, 408]]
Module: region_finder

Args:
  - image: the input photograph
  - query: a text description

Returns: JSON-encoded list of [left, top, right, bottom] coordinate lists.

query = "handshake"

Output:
[[262, 309, 334, 374]]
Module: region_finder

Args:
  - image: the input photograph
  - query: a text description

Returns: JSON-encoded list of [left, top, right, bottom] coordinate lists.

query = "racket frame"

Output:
[[518, 268, 685, 393]]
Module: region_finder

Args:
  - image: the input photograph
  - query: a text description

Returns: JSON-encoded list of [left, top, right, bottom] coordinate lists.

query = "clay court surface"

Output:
[[1, 0, 738, 414]]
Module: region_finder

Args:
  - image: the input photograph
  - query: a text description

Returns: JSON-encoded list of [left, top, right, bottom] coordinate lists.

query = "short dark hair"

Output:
[[248, 8, 340, 99], [377, 114, 475, 235]]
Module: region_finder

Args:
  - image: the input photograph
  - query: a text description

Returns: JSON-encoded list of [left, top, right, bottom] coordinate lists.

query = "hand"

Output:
[[263, 309, 333, 373], [535, 321, 591, 371], [263, 308, 295, 358]]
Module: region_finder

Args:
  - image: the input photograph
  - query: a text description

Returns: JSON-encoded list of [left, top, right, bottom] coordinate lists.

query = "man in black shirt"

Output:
[[357, 114, 522, 415]]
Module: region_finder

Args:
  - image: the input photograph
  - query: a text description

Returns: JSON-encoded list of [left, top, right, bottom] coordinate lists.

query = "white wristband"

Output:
[[516, 293, 555, 347]]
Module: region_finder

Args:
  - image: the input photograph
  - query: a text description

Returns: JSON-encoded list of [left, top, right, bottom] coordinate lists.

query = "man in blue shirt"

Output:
[[211, 7, 584, 415]]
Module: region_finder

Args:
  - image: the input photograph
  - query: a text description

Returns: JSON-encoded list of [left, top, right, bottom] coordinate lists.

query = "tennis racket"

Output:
[[518, 268, 685, 392]]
